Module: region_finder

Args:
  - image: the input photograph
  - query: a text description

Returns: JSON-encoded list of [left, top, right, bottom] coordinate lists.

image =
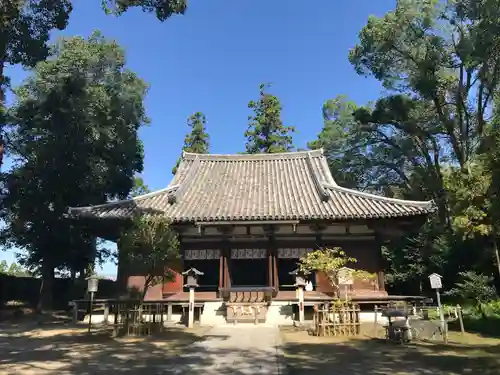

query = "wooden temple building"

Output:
[[69, 149, 435, 324]]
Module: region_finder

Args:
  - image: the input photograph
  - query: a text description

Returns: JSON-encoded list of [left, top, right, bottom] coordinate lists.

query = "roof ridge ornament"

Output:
[[173, 155, 201, 202], [322, 183, 435, 208], [306, 151, 330, 202]]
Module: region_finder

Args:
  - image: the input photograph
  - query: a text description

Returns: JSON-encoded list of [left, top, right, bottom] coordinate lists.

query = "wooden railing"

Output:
[[70, 299, 202, 335]]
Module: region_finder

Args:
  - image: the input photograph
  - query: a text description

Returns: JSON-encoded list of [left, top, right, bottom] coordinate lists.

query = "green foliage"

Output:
[[0, 260, 31, 276], [447, 271, 497, 306], [346, 0, 500, 220], [1, 31, 148, 309], [245, 83, 295, 154], [0, 0, 72, 167], [130, 176, 150, 198], [308, 96, 370, 189], [304, 0, 500, 293], [119, 215, 180, 300], [172, 111, 210, 175], [443, 163, 492, 238], [102, 0, 187, 21], [298, 247, 373, 291], [0, 260, 7, 273]]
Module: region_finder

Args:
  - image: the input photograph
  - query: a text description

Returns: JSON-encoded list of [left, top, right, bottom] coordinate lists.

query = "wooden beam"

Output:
[[216, 225, 235, 235]]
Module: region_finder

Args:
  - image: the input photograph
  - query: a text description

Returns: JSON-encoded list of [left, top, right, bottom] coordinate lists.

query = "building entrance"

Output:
[[229, 248, 268, 286]]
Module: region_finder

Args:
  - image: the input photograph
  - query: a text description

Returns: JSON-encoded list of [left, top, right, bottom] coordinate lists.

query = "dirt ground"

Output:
[[280, 324, 500, 375], [0, 322, 210, 375]]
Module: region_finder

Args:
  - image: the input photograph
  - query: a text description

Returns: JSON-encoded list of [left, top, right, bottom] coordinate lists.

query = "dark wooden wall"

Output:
[[118, 237, 385, 300]]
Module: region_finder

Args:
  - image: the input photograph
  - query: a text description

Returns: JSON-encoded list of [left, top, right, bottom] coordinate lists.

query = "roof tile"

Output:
[[69, 149, 436, 222]]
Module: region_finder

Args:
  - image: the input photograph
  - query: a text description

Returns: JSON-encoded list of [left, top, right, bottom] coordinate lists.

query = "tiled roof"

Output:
[[68, 149, 435, 222]]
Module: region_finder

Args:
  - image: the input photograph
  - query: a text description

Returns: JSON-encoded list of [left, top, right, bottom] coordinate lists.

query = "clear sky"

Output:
[[1, 0, 394, 275]]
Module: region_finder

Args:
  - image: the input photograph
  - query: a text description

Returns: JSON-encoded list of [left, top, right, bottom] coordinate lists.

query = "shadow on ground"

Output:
[[0, 324, 279, 374], [282, 327, 500, 375]]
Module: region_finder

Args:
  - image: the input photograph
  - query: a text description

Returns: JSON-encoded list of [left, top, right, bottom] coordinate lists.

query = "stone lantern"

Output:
[[289, 268, 307, 323], [182, 267, 204, 288], [182, 268, 204, 328], [289, 268, 307, 288], [86, 274, 99, 333]]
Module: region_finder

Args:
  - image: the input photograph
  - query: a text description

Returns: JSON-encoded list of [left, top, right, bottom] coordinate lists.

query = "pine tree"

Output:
[[245, 83, 295, 154], [172, 112, 210, 174]]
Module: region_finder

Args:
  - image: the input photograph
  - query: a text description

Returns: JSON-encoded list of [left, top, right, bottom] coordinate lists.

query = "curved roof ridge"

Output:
[[69, 185, 180, 212], [182, 148, 324, 160], [323, 183, 435, 208]]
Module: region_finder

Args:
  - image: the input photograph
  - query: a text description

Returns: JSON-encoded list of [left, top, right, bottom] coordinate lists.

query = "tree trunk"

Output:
[[0, 61, 6, 169], [493, 237, 500, 280], [37, 261, 54, 312], [136, 278, 151, 328]]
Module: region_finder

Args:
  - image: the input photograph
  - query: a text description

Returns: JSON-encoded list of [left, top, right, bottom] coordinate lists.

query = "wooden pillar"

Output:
[[375, 235, 386, 291], [273, 250, 278, 291], [219, 250, 224, 290], [223, 243, 231, 287], [267, 248, 273, 287], [115, 238, 128, 294]]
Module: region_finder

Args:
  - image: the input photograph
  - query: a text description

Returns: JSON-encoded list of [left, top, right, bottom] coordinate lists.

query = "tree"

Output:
[[447, 271, 497, 309], [0, 260, 8, 273], [119, 215, 180, 304], [172, 111, 210, 175], [298, 247, 375, 294], [130, 176, 151, 197], [308, 96, 374, 190], [1, 31, 148, 310], [245, 83, 295, 154], [102, 0, 187, 21], [7, 262, 31, 277], [348, 0, 500, 220], [311, 0, 500, 290], [0, 0, 72, 168]]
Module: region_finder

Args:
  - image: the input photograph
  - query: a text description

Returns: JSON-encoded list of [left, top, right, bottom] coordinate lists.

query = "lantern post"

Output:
[[86, 274, 99, 333], [429, 273, 447, 343], [289, 268, 307, 324], [182, 268, 203, 328]]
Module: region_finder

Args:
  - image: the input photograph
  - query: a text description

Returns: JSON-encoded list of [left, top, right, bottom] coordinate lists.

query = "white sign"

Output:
[[338, 267, 354, 285], [87, 277, 99, 293], [429, 273, 442, 289]]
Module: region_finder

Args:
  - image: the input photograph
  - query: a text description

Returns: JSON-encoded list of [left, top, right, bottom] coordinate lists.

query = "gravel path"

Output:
[[0, 324, 287, 375], [167, 325, 286, 374]]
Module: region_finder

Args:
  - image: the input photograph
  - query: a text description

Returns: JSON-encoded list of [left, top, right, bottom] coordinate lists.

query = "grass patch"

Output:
[[449, 315, 500, 338], [280, 325, 500, 375]]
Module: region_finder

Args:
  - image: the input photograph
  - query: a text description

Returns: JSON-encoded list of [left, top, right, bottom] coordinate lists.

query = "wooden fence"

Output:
[[313, 302, 361, 336]]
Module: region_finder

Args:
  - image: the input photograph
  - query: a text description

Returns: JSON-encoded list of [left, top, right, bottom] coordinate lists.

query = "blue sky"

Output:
[[1, 0, 394, 275]]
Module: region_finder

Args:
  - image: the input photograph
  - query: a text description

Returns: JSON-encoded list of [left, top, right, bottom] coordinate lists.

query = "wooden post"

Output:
[[373, 304, 378, 336], [88, 292, 94, 334], [103, 303, 109, 326], [167, 302, 172, 322], [297, 286, 305, 324], [268, 249, 273, 288], [219, 249, 224, 297], [457, 304, 465, 335], [72, 301, 78, 323], [273, 249, 278, 291], [435, 288, 448, 344], [224, 246, 231, 287], [188, 287, 195, 328]]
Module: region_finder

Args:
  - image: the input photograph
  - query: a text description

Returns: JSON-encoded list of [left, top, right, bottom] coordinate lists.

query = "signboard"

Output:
[[337, 267, 354, 285], [429, 273, 442, 289], [87, 277, 99, 293]]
